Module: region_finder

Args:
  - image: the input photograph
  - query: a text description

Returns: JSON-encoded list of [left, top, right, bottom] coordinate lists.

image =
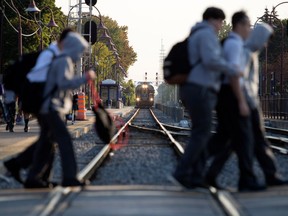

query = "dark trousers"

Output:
[[27, 111, 78, 182], [251, 107, 278, 180], [174, 83, 217, 184], [6, 102, 16, 130], [5, 116, 54, 180], [207, 85, 256, 187]]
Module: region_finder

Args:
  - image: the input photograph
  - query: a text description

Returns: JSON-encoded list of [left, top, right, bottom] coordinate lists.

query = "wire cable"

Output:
[[4, 0, 35, 22], [0, 6, 39, 36]]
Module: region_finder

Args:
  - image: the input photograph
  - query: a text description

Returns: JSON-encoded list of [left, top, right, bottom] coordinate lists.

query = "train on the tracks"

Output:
[[135, 82, 155, 108]]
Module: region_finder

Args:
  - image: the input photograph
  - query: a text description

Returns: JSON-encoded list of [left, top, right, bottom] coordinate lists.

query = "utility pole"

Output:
[[76, 0, 83, 77], [159, 38, 165, 84]]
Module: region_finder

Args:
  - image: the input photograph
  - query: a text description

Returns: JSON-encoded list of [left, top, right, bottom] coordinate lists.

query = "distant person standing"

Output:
[[172, 7, 241, 189], [72, 92, 78, 124], [0, 83, 7, 123], [17, 99, 31, 132], [3, 90, 16, 132]]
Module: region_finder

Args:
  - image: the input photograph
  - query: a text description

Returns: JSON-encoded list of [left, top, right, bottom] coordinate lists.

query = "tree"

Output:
[[1, 0, 66, 71], [99, 16, 137, 81], [218, 20, 232, 40], [257, 11, 288, 94], [78, 15, 137, 84], [121, 79, 135, 106]]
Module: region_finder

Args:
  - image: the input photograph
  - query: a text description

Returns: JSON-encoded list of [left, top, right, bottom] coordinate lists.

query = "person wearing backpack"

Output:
[[205, 11, 265, 192], [24, 31, 96, 188], [244, 24, 288, 186], [172, 7, 243, 189], [2, 29, 73, 186], [207, 23, 288, 189]]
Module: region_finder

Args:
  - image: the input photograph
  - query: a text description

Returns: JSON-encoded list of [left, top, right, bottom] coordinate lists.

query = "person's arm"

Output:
[[230, 77, 250, 116], [197, 30, 240, 76], [54, 58, 95, 90], [224, 39, 250, 117]]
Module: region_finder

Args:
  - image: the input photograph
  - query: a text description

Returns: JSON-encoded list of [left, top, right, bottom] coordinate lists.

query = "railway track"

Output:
[[188, 111, 288, 155], [1, 110, 288, 215], [32, 108, 247, 216]]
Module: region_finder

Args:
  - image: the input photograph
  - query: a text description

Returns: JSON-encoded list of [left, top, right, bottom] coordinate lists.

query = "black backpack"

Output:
[[3, 51, 41, 95], [3, 49, 56, 114], [163, 27, 204, 84]]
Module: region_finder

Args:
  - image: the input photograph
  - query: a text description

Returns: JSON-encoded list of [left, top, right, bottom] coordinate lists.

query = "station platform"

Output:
[[0, 106, 134, 160]]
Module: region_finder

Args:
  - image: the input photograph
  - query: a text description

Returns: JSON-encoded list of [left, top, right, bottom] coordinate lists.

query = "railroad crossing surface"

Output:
[[0, 107, 288, 216], [0, 185, 288, 215]]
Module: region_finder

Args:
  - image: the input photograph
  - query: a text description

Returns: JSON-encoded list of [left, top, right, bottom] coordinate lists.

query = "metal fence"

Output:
[[260, 95, 288, 119]]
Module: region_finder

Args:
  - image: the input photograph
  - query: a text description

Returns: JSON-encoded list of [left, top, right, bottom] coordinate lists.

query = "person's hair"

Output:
[[59, 28, 74, 42], [232, 11, 249, 29], [203, 7, 225, 20]]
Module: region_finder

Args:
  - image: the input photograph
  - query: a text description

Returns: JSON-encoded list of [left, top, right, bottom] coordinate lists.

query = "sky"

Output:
[[55, 0, 288, 83]]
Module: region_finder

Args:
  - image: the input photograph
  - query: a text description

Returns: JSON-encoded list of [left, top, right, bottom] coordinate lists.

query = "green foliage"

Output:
[[2, 0, 66, 70], [100, 16, 137, 79], [121, 79, 136, 105], [70, 15, 137, 84], [218, 20, 232, 40], [2, 1, 136, 84]]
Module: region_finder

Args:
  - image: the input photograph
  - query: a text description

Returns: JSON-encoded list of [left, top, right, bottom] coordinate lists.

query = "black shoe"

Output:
[[170, 175, 208, 189], [9, 128, 14, 132], [205, 178, 225, 190], [3, 159, 22, 183], [24, 126, 29, 132], [62, 179, 87, 187], [24, 178, 52, 189], [238, 183, 266, 192], [6, 125, 9, 131], [43, 180, 58, 187], [267, 177, 288, 186]]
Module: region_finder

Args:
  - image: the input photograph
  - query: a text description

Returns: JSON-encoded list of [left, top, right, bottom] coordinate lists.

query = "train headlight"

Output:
[[150, 98, 153, 101], [136, 98, 140, 101]]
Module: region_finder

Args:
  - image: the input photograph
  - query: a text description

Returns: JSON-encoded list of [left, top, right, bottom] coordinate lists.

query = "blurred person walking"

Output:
[[2, 29, 73, 186], [172, 7, 242, 189], [244, 23, 288, 186], [24, 31, 96, 187], [206, 11, 264, 192], [207, 23, 287, 189]]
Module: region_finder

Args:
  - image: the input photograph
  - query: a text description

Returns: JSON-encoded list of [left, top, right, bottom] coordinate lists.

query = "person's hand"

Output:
[[237, 71, 244, 77], [85, 69, 96, 80], [239, 101, 250, 117]]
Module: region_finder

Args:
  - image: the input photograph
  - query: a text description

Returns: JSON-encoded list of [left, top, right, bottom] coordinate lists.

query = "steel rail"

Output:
[[37, 109, 141, 216], [78, 108, 140, 181], [160, 122, 191, 131], [265, 126, 288, 136], [149, 108, 184, 155], [38, 108, 245, 216], [160, 110, 246, 216]]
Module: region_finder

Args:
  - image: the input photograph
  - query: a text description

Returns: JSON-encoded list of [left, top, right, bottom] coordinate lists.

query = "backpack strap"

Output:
[[41, 55, 67, 104], [187, 26, 206, 69]]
